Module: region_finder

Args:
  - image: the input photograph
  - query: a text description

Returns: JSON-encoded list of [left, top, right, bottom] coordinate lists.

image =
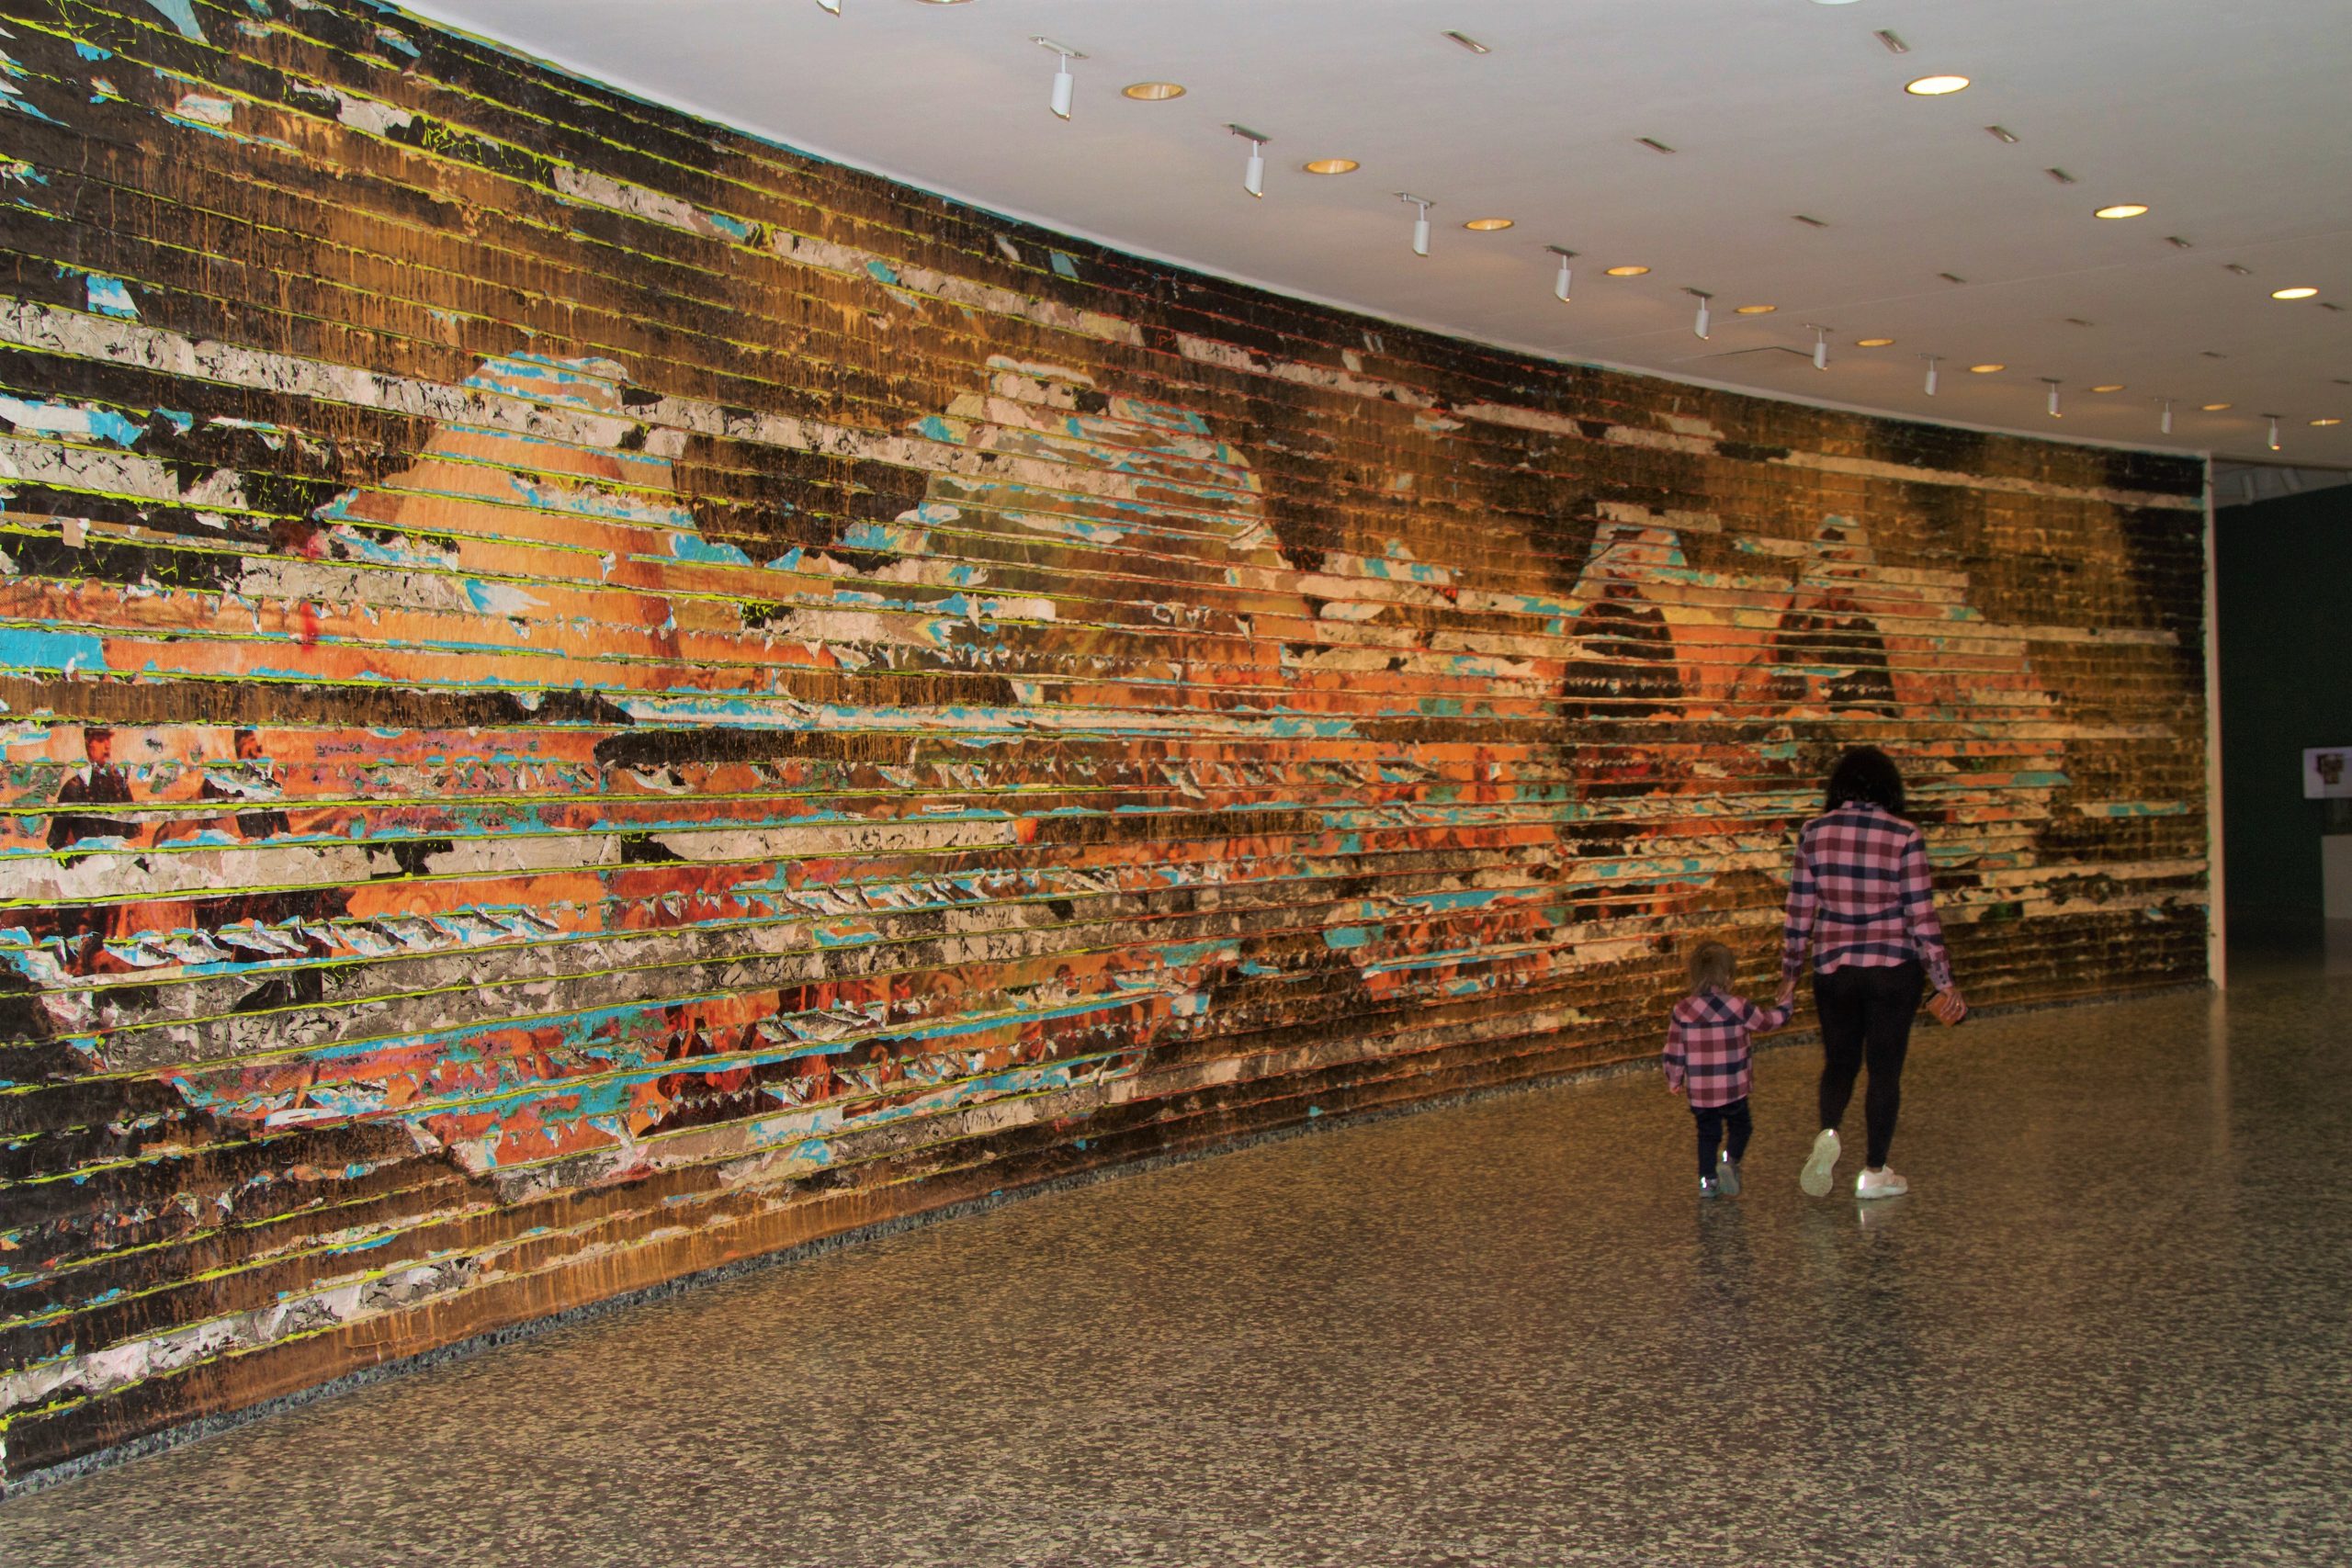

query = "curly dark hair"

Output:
[[1824, 745, 1905, 816]]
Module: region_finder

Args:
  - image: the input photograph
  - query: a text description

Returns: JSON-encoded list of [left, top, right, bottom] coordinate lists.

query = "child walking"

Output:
[[1664, 941, 1792, 1196]]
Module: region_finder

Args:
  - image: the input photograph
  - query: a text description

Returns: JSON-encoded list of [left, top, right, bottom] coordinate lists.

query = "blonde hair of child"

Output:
[[1685, 940, 1736, 995]]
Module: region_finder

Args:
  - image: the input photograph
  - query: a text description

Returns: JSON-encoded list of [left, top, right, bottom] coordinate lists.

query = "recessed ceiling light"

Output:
[[2094, 203, 2148, 220], [2272, 286, 2319, 299], [1856, 337, 1896, 347], [2313, 418, 2344, 427], [2090, 384, 2125, 393], [1121, 82, 1185, 101], [2200, 402, 2233, 412], [1905, 74, 1970, 96], [1463, 218, 1514, 231], [1734, 304, 1777, 315], [1303, 158, 1359, 175], [1604, 265, 1650, 277], [1969, 363, 2005, 374]]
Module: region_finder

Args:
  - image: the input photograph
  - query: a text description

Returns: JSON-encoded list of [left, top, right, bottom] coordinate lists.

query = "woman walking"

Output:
[[1778, 747, 1966, 1199]]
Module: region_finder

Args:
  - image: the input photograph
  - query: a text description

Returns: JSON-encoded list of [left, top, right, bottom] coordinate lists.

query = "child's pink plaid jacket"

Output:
[[1663, 987, 1791, 1109]]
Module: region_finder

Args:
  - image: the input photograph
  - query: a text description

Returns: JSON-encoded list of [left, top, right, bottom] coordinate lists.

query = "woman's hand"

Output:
[[1776, 978, 1798, 1011], [1928, 988, 1967, 1026]]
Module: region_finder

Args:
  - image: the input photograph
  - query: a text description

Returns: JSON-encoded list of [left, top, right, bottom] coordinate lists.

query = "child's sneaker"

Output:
[[1855, 1167, 1910, 1200], [1799, 1128, 1841, 1197], [1699, 1176, 1720, 1198], [1715, 1152, 1742, 1197]]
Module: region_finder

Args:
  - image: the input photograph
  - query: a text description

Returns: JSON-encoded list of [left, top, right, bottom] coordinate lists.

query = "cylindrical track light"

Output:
[[1229, 125, 1270, 198], [1686, 288, 1713, 340], [1923, 355, 1941, 396], [2043, 378, 2063, 417], [2267, 414, 2282, 451], [1034, 38, 1085, 120], [1809, 326, 1830, 370], [1547, 246, 1576, 302], [816, 0, 842, 14], [1398, 193, 1434, 257], [2159, 398, 2174, 434]]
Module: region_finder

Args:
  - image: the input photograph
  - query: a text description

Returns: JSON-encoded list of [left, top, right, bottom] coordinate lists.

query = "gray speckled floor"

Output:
[[6, 963, 2351, 1567]]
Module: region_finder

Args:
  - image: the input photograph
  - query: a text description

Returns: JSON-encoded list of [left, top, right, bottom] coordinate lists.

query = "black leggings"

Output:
[[1814, 960, 1926, 1168], [1693, 1097, 1753, 1179]]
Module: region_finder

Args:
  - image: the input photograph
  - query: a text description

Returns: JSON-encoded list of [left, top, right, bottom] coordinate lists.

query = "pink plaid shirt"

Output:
[[1780, 803, 1955, 991], [1663, 987, 1791, 1109]]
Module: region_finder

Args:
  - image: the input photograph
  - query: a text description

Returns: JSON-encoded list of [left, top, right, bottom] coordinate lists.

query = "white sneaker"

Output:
[[1799, 1128, 1841, 1198], [1716, 1152, 1742, 1197], [1855, 1167, 1910, 1200], [1699, 1176, 1721, 1198]]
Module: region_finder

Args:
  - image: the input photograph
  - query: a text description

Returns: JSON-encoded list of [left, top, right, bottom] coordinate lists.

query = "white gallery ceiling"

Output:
[[406, 0, 2352, 468]]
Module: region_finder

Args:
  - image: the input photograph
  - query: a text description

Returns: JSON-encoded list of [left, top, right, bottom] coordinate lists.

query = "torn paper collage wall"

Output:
[[0, 0, 2207, 1481]]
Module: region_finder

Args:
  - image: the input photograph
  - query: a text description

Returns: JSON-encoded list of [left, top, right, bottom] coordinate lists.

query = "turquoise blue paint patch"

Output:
[[375, 25, 422, 59], [141, 0, 206, 40], [707, 211, 755, 242], [74, 42, 114, 62], [1049, 251, 1079, 280], [864, 259, 899, 287], [66, 269, 138, 319], [667, 534, 754, 567], [0, 626, 107, 671]]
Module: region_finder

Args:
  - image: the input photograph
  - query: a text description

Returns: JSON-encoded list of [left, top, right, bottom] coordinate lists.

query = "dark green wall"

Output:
[[2217, 487, 2352, 943]]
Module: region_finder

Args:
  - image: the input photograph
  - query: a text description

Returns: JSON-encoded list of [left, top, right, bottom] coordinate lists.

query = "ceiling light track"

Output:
[[1228, 124, 1270, 198], [1545, 246, 1577, 302], [1032, 37, 1085, 120], [1397, 193, 1434, 257]]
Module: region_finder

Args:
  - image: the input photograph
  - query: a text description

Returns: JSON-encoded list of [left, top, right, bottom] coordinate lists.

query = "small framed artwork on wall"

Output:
[[2306, 748, 2352, 798]]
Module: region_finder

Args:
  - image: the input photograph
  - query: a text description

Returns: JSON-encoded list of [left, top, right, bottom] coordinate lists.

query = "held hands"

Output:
[[1928, 987, 1968, 1026], [1776, 978, 1798, 1012]]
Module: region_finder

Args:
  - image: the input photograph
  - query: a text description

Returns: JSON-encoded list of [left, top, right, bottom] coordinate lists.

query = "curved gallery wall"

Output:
[[0, 0, 2208, 1481]]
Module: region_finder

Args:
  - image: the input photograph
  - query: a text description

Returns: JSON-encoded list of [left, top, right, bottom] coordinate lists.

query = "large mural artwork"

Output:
[[0, 1, 2208, 1480]]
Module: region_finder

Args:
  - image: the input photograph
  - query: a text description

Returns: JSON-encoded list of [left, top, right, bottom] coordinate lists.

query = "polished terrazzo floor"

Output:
[[6, 961, 2350, 1567]]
